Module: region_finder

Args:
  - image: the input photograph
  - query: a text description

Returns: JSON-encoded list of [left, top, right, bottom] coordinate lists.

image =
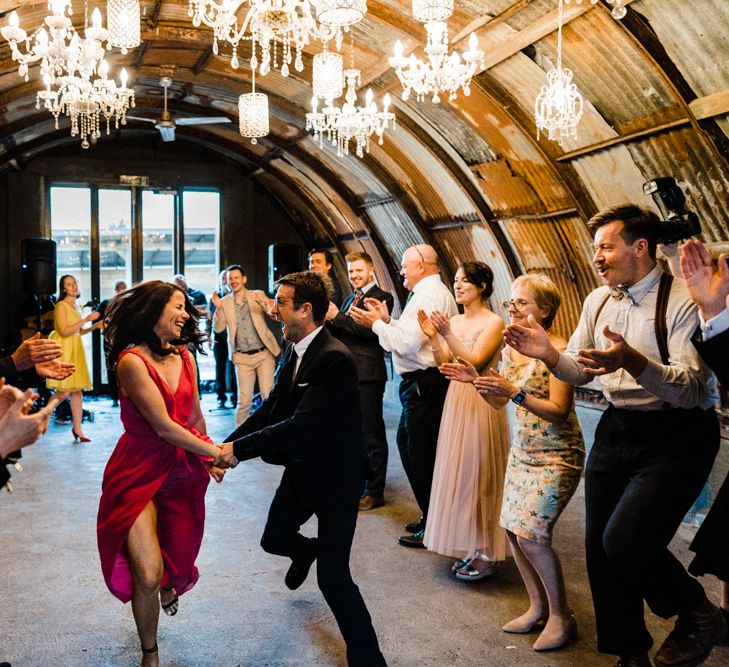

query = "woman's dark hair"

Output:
[[105, 280, 207, 366], [58, 274, 78, 300], [460, 261, 494, 302]]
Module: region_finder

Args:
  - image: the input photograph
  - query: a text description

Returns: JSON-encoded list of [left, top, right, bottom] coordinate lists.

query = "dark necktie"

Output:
[[347, 289, 364, 314], [277, 346, 298, 395]]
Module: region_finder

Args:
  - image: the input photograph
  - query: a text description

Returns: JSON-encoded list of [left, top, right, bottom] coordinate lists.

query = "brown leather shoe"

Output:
[[358, 495, 385, 511], [614, 655, 651, 667], [654, 596, 728, 666]]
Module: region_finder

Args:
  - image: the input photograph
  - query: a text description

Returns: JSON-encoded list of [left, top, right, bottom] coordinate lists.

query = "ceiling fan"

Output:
[[127, 77, 232, 142]]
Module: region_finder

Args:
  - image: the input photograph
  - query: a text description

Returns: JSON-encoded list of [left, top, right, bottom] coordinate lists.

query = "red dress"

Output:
[[97, 348, 211, 603]]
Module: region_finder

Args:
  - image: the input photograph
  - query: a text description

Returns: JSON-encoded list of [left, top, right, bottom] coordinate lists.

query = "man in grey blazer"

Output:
[[213, 265, 280, 425]]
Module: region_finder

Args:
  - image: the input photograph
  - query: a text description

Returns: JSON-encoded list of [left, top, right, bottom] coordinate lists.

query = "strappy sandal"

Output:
[[451, 556, 473, 574], [455, 554, 499, 582], [160, 587, 179, 616]]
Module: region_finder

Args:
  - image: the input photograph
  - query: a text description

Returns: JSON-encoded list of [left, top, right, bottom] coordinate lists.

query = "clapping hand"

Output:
[[430, 310, 451, 337], [504, 314, 558, 366], [326, 302, 339, 321], [350, 297, 388, 328], [473, 368, 514, 398], [417, 309, 437, 338], [577, 325, 645, 377], [35, 359, 76, 381], [680, 239, 729, 320], [440, 357, 479, 383], [10, 333, 63, 372]]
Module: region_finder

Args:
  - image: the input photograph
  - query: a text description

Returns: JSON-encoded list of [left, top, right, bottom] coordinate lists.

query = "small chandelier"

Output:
[[307, 68, 394, 158], [107, 0, 141, 54], [389, 22, 483, 103], [239, 64, 269, 143], [564, 0, 627, 20], [534, 0, 584, 142], [312, 0, 367, 26], [189, 0, 318, 77], [37, 64, 135, 149], [411, 0, 453, 23]]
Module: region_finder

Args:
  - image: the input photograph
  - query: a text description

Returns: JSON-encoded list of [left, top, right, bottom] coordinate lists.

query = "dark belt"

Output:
[[238, 346, 266, 355]]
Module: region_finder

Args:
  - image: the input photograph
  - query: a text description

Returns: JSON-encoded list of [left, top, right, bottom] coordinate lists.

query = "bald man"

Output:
[[351, 244, 457, 547]]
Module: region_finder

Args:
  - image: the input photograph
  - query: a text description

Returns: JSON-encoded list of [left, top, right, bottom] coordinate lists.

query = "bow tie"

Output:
[[610, 284, 633, 302]]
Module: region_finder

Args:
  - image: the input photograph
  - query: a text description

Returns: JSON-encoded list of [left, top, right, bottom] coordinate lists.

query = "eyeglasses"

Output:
[[411, 245, 437, 266], [502, 299, 534, 310], [273, 296, 304, 307]]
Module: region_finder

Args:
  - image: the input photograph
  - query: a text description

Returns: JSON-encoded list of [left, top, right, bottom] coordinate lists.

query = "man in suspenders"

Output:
[[504, 204, 725, 667]]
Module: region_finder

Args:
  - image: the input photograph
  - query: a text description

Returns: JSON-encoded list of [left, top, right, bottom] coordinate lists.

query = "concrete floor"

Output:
[[1, 386, 726, 667]]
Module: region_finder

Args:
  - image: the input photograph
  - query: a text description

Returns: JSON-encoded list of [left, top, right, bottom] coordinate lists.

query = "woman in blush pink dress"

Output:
[[97, 281, 226, 667]]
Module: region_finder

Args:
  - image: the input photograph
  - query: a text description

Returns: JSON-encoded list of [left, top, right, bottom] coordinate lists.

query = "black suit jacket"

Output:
[[328, 285, 394, 383], [693, 325, 729, 387], [226, 328, 367, 504]]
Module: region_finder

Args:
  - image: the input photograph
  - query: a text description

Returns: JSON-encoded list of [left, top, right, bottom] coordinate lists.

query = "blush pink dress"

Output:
[[97, 348, 211, 602]]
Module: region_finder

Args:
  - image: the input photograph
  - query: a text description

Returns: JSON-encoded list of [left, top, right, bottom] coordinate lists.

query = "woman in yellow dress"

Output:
[[47, 274, 102, 441]]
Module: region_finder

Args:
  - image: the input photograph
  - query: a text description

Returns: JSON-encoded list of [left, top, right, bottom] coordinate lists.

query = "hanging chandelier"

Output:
[[310, 0, 367, 49], [534, 0, 584, 142], [411, 0, 453, 23], [38, 63, 135, 149], [313, 47, 344, 101], [306, 67, 394, 158], [239, 62, 270, 143], [564, 0, 627, 20], [107, 0, 141, 54], [1, 3, 110, 83], [389, 22, 483, 103]]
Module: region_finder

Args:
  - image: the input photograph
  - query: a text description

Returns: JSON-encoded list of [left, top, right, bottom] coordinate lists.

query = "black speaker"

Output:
[[21, 238, 57, 295], [268, 243, 302, 293]]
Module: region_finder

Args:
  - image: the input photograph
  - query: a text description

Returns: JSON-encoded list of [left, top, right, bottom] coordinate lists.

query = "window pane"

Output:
[[50, 186, 95, 381], [184, 190, 220, 383], [141, 191, 175, 281], [99, 188, 132, 384]]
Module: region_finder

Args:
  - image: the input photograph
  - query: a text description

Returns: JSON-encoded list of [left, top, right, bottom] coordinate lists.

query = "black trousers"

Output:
[[260, 473, 386, 667], [360, 380, 388, 498], [396, 367, 449, 522], [585, 404, 719, 656], [213, 339, 237, 404]]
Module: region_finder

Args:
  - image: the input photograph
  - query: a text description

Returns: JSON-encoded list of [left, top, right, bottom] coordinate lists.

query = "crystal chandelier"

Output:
[[389, 22, 483, 103], [564, 0, 627, 20], [1, 2, 109, 83], [239, 64, 269, 143], [306, 68, 394, 158], [534, 0, 584, 142], [313, 46, 343, 101], [189, 0, 318, 77], [411, 0, 453, 23], [310, 0, 367, 49], [107, 0, 141, 54], [37, 64, 135, 149]]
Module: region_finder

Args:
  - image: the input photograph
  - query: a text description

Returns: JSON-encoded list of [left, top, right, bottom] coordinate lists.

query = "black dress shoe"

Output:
[[614, 655, 651, 667], [404, 516, 425, 533], [654, 596, 727, 666], [285, 539, 318, 590], [398, 528, 426, 548]]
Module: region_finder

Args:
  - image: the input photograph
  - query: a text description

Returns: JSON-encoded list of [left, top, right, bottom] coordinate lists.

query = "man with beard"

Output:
[[504, 204, 725, 667], [218, 271, 386, 667]]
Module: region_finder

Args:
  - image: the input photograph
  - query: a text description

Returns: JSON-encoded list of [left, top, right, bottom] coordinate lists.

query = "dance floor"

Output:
[[1, 388, 725, 666]]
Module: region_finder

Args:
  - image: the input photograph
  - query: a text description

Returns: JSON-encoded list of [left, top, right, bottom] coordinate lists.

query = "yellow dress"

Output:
[[46, 301, 92, 391]]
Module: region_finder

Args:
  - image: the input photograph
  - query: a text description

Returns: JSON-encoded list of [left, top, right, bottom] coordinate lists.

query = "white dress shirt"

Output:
[[551, 265, 717, 410], [700, 308, 729, 341], [293, 325, 324, 376], [372, 273, 458, 375]]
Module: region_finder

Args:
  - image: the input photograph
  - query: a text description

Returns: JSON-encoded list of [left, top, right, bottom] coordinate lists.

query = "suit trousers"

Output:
[[396, 367, 449, 522], [585, 404, 719, 656], [360, 380, 388, 498], [213, 339, 236, 404], [260, 473, 386, 667], [232, 349, 276, 426]]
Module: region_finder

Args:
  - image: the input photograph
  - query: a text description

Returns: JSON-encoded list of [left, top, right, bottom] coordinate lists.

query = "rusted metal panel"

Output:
[[471, 158, 544, 216], [623, 126, 729, 243]]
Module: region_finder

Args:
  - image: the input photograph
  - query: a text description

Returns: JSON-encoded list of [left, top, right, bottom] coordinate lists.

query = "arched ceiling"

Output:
[[1, 0, 729, 335]]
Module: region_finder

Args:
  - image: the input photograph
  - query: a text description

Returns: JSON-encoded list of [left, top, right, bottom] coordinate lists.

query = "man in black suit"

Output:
[[219, 271, 386, 667], [327, 251, 394, 511]]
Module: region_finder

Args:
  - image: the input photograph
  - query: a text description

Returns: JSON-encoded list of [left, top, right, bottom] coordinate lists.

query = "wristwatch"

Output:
[[511, 389, 527, 405]]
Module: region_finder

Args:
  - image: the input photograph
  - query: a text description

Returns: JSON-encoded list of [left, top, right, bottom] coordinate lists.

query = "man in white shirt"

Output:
[[504, 205, 725, 667], [351, 244, 458, 547]]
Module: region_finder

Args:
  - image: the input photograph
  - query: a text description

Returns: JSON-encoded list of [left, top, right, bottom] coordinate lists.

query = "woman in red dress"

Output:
[[97, 280, 225, 667]]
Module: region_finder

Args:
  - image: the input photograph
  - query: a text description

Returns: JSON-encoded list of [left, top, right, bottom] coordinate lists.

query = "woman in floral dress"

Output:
[[442, 273, 584, 652]]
